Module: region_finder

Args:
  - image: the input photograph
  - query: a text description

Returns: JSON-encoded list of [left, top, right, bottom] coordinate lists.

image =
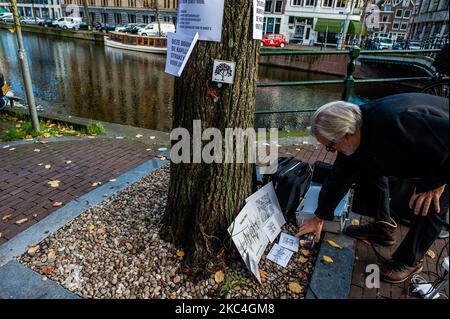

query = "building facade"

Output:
[[281, 0, 365, 45], [369, 0, 417, 41], [0, 0, 63, 19], [61, 0, 177, 25], [409, 0, 449, 40]]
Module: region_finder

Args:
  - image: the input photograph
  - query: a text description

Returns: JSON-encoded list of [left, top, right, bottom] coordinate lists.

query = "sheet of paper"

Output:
[[165, 32, 199, 77], [176, 0, 224, 42], [245, 182, 284, 227], [253, 0, 266, 40], [279, 232, 300, 252], [245, 252, 262, 284], [267, 243, 294, 268], [228, 202, 269, 263]]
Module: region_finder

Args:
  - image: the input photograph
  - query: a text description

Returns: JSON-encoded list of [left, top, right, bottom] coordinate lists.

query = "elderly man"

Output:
[[297, 93, 448, 283]]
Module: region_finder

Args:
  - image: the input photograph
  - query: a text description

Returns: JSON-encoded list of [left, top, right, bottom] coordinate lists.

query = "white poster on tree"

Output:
[[176, 0, 225, 42], [165, 32, 199, 77], [253, 0, 266, 40]]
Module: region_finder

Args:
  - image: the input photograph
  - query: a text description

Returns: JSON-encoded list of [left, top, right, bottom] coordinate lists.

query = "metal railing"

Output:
[[255, 47, 441, 128]]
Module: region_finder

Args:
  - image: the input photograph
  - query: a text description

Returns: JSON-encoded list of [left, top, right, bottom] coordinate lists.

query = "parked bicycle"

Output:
[[421, 43, 449, 99]]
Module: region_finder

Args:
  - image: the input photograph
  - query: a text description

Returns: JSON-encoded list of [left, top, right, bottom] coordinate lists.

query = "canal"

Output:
[[0, 30, 415, 132]]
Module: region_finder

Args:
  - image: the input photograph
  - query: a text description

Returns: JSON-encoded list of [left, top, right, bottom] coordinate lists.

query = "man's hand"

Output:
[[409, 185, 446, 216], [296, 216, 324, 243]]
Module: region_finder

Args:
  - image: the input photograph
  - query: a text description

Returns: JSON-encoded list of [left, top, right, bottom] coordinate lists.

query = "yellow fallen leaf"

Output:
[[15, 218, 28, 225], [2, 214, 12, 221], [288, 282, 303, 294], [48, 180, 60, 188], [259, 269, 268, 282], [300, 249, 310, 257], [426, 249, 436, 259], [42, 132, 51, 138], [351, 219, 360, 226], [323, 256, 334, 264], [298, 256, 308, 264], [44, 164, 52, 169], [176, 250, 185, 257], [326, 240, 343, 249], [89, 224, 95, 232], [214, 271, 225, 284], [47, 250, 56, 260], [27, 245, 40, 256], [52, 202, 63, 207], [135, 134, 143, 138]]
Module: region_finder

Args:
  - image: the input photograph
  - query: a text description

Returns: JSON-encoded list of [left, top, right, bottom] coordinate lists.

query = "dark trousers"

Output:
[[351, 173, 449, 266]]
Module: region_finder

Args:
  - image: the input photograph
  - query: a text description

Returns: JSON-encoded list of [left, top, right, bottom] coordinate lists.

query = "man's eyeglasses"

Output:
[[325, 140, 337, 152]]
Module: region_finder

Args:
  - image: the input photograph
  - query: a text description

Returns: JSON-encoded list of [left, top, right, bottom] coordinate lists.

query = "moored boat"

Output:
[[104, 32, 167, 54]]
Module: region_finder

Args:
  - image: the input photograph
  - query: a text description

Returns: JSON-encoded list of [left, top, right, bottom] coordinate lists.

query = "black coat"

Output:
[[315, 93, 449, 221]]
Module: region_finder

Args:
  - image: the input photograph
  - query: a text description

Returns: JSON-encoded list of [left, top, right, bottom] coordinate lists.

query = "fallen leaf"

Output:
[[91, 182, 101, 187], [42, 132, 51, 138], [27, 245, 40, 256], [150, 136, 156, 140], [300, 249, 310, 257], [97, 228, 106, 236], [52, 202, 63, 207], [146, 148, 152, 151], [48, 180, 60, 188], [326, 240, 343, 249], [34, 149, 41, 152], [41, 265, 55, 276], [214, 271, 225, 284], [38, 163, 44, 166], [259, 269, 268, 282], [109, 179, 117, 182], [9, 148, 15, 151], [426, 249, 436, 259], [176, 250, 185, 257], [288, 282, 303, 294], [44, 164, 52, 169], [87, 136, 96, 139], [32, 214, 38, 218], [135, 134, 143, 138], [39, 141, 47, 144], [89, 224, 95, 232], [65, 160, 72, 164], [15, 124, 21, 128], [2, 145, 10, 149], [351, 219, 360, 226], [47, 250, 56, 260], [323, 256, 334, 264], [298, 256, 308, 264], [15, 218, 28, 225], [2, 214, 12, 221]]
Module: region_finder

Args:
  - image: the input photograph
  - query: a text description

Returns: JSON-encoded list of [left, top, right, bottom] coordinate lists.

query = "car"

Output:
[[20, 16, 45, 25], [372, 37, 394, 50], [261, 34, 287, 48], [128, 23, 147, 34], [78, 22, 90, 30], [393, 42, 404, 50], [137, 22, 175, 36], [0, 12, 13, 23], [99, 24, 119, 33], [407, 41, 422, 50], [38, 19, 57, 27], [55, 17, 82, 30]]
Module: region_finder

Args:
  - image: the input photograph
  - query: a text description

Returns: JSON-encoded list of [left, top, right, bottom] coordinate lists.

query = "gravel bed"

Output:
[[19, 165, 318, 299]]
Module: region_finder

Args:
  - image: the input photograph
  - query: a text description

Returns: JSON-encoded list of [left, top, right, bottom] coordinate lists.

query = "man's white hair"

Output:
[[311, 101, 362, 142]]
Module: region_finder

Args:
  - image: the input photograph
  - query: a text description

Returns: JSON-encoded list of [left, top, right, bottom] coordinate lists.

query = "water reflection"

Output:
[[0, 30, 414, 132]]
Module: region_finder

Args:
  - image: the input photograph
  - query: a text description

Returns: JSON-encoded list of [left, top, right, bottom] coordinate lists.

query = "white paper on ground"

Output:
[[245, 182, 284, 227], [253, 0, 266, 40], [245, 252, 262, 284], [262, 213, 285, 243], [165, 32, 199, 77], [176, 0, 224, 42], [267, 243, 294, 268], [279, 232, 300, 252]]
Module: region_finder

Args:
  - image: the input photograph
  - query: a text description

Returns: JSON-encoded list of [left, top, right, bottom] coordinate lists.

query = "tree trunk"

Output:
[[161, 0, 259, 271]]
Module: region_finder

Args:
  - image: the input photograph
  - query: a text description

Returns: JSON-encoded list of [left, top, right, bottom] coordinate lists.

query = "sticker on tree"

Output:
[[212, 60, 235, 84]]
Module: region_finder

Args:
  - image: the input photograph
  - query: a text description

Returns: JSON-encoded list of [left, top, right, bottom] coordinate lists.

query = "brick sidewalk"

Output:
[[0, 137, 155, 244]]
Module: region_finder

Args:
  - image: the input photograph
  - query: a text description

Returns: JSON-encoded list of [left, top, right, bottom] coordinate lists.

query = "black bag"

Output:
[[311, 161, 334, 185], [263, 157, 312, 224]]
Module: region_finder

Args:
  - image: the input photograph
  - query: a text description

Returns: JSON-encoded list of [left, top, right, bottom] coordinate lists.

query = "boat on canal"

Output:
[[104, 32, 167, 54]]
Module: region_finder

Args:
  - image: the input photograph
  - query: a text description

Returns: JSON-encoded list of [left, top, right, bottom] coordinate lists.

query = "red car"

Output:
[[261, 34, 287, 48]]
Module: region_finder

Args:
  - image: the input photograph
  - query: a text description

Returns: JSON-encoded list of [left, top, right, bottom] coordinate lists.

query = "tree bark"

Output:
[[161, 0, 260, 271]]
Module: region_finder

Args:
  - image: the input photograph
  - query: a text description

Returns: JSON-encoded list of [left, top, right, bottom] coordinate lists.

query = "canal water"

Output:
[[0, 30, 414, 132]]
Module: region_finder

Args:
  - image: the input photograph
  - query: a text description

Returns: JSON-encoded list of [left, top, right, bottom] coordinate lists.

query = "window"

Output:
[[403, 10, 411, 18], [128, 0, 136, 7], [275, 0, 283, 12], [292, 0, 303, 5], [288, 16, 295, 24], [114, 13, 121, 24], [335, 0, 345, 7], [305, 0, 316, 6], [392, 21, 400, 30], [395, 9, 403, 17], [114, 0, 121, 6], [322, 0, 333, 7], [143, 15, 149, 24], [400, 22, 408, 30], [101, 0, 107, 6], [128, 14, 136, 23], [385, 4, 392, 11], [265, 0, 273, 12], [101, 13, 108, 24], [382, 15, 389, 22]]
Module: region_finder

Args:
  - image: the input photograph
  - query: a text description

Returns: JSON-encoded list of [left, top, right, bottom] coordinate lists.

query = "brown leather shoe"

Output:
[[344, 218, 397, 246], [380, 258, 424, 284]]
